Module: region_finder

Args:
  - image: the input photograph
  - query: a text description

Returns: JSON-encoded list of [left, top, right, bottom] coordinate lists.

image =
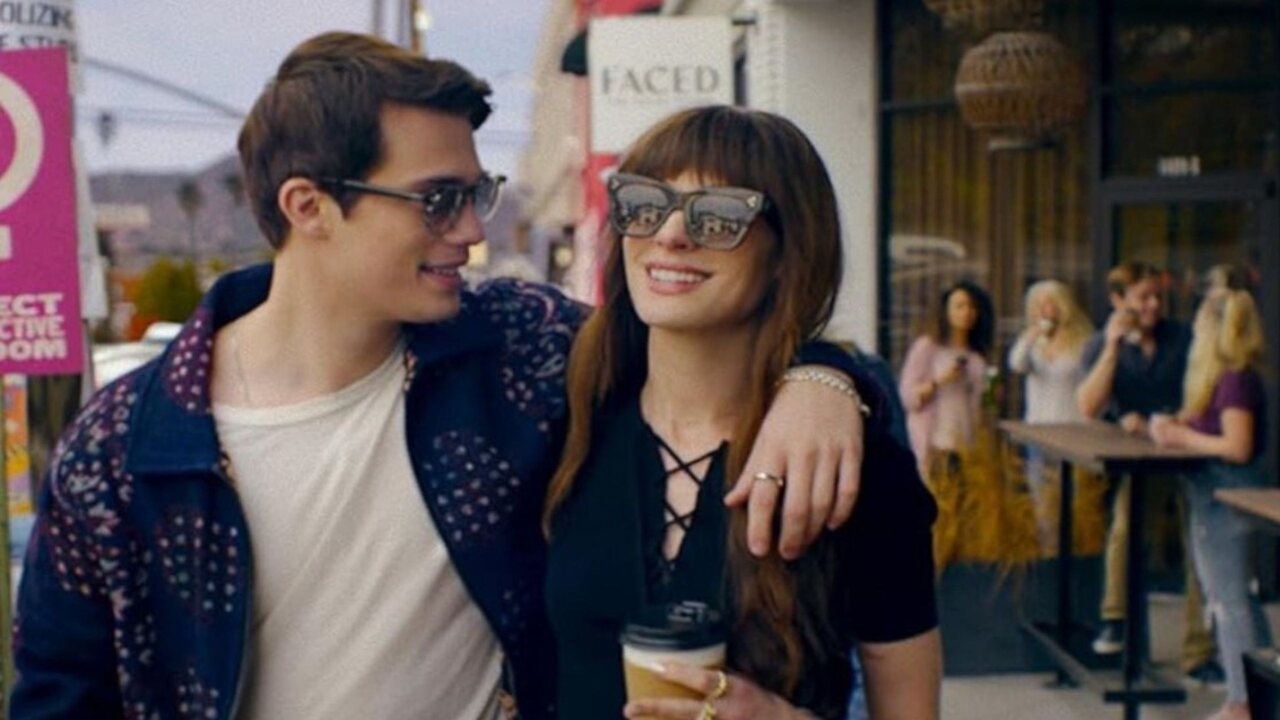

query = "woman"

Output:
[[1150, 288, 1272, 720], [899, 282, 994, 474], [543, 106, 942, 720], [1007, 280, 1093, 538], [1008, 280, 1092, 425]]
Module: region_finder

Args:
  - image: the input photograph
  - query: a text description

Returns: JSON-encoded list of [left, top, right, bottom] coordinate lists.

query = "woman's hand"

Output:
[[622, 664, 811, 720], [1149, 413, 1185, 448], [935, 359, 967, 387]]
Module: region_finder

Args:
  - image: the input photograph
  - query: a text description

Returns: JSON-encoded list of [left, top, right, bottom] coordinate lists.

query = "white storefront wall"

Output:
[[744, 0, 879, 350], [665, 0, 880, 350]]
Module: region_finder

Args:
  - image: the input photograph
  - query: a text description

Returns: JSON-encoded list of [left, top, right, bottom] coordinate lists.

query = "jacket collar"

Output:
[[125, 263, 504, 478]]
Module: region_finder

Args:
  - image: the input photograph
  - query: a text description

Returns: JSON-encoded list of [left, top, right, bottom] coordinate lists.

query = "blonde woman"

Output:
[[1150, 288, 1272, 720], [1007, 281, 1093, 534]]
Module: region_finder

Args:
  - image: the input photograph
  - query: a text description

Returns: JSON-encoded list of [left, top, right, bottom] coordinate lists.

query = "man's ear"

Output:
[[1109, 291, 1126, 310], [278, 178, 331, 240]]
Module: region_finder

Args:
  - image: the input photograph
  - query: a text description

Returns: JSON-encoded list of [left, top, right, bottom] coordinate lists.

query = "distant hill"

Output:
[[91, 154, 264, 270], [92, 153, 531, 276]]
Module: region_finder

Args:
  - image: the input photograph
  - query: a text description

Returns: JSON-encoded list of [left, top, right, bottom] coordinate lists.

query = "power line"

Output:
[[83, 56, 246, 119], [78, 106, 242, 128]]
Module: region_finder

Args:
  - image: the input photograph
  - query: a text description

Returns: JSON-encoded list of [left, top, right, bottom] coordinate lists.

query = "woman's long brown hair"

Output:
[[543, 106, 845, 695]]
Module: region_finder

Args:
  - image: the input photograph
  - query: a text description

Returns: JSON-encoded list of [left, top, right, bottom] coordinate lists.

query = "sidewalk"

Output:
[[944, 594, 1277, 719]]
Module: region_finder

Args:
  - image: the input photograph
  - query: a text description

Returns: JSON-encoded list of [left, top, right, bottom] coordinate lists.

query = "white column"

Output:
[[746, 0, 879, 350]]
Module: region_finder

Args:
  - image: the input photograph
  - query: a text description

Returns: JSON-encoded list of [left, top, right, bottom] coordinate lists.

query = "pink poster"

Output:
[[0, 47, 83, 376]]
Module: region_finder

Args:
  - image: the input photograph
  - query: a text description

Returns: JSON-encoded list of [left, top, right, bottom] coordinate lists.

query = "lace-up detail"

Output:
[[647, 434, 721, 590]]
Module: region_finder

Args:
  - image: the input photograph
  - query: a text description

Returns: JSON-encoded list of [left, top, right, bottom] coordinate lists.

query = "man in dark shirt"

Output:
[[1076, 262, 1219, 683]]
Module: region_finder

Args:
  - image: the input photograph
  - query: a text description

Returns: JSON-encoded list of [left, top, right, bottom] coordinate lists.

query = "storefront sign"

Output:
[[588, 16, 733, 154], [0, 47, 82, 375], [0, 0, 78, 90]]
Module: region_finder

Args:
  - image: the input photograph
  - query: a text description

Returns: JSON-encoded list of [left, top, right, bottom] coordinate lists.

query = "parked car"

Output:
[[91, 322, 182, 389]]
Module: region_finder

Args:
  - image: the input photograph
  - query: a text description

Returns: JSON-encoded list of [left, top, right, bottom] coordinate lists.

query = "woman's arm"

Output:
[[1151, 408, 1255, 464], [860, 628, 943, 720], [899, 337, 936, 412], [967, 355, 988, 413], [1007, 330, 1036, 375]]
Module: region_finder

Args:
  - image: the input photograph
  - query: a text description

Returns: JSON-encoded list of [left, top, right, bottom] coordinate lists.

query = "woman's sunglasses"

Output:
[[606, 173, 771, 250]]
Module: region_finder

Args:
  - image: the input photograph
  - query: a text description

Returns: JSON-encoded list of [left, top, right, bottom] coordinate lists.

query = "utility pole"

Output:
[[409, 0, 422, 53], [371, 0, 386, 39]]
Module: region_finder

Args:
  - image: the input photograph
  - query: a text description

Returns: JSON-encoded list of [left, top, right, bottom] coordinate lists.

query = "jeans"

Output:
[[1100, 476, 1217, 670], [1022, 446, 1053, 547], [1184, 459, 1274, 703], [847, 650, 868, 720]]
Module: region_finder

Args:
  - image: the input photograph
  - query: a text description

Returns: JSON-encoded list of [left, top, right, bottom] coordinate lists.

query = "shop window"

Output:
[[1106, 90, 1278, 177], [1112, 2, 1277, 85]]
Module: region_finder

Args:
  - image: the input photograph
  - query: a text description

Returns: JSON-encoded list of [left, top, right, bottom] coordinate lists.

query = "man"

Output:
[[12, 32, 889, 720], [1076, 261, 1220, 684]]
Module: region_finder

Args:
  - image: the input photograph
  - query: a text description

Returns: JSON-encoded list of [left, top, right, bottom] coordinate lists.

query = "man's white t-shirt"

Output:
[[214, 343, 502, 720]]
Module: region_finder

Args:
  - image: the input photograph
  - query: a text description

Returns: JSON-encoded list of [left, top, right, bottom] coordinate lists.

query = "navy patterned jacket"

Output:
[[11, 263, 888, 720]]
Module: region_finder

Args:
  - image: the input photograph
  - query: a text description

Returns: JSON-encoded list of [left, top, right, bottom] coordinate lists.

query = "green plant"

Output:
[[134, 258, 202, 323]]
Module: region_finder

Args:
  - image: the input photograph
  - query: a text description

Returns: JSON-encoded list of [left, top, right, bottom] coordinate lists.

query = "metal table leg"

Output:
[[1053, 459, 1076, 688], [1123, 472, 1148, 720]]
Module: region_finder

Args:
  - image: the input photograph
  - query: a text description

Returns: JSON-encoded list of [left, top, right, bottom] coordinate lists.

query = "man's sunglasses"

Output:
[[323, 173, 506, 234], [606, 173, 771, 250]]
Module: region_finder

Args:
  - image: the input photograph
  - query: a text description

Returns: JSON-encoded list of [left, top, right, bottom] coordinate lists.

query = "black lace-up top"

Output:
[[545, 396, 939, 720]]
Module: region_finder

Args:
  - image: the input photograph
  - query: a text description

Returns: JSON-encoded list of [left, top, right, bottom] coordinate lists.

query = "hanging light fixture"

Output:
[[923, 0, 1046, 33], [954, 31, 1087, 151]]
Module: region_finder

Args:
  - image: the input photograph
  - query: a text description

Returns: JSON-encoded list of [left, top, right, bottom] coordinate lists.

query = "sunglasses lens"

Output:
[[422, 188, 463, 228], [611, 181, 672, 237], [474, 175, 503, 222], [688, 194, 758, 248]]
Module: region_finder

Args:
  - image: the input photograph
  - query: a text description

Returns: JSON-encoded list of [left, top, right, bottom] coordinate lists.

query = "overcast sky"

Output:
[[76, 0, 549, 179]]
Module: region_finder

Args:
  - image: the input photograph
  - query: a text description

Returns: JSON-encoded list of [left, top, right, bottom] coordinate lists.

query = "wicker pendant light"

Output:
[[923, 0, 1046, 33], [954, 31, 1087, 151]]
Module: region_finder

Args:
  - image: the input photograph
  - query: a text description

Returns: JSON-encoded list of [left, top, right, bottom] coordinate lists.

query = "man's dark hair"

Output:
[[237, 32, 493, 248], [1106, 261, 1161, 297]]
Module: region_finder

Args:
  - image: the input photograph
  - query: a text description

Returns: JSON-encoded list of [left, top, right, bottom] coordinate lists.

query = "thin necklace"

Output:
[[230, 330, 254, 407]]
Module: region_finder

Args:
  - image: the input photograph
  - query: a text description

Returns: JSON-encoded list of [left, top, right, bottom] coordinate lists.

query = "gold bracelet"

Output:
[[779, 367, 871, 417]]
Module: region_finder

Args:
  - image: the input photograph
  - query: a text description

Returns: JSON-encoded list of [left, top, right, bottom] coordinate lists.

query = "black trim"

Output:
[[876, 0, 893, 356], [1099, 78, 1277, 96]]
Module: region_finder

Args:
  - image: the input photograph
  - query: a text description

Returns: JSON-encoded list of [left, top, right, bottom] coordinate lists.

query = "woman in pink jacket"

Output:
[[899, 281, 995, 473]]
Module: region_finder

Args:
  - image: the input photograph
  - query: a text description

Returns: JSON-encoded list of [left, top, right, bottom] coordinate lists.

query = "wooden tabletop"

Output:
[[1000, 420, 1214, 474], [1215, 488, 1280, 532]]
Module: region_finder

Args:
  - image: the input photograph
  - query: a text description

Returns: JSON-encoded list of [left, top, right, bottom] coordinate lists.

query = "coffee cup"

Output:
[[1037, 317, 1057, 337], [621, 602, 727, 712], [1122, 309, 1142, 344]]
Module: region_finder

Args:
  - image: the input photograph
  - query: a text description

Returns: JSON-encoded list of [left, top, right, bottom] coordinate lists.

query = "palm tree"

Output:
[[222, 172, 245, 207], [176, 179, 204, 265]]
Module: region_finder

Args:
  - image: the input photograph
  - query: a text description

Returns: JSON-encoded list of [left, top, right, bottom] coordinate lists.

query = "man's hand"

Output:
[[724, 369, 865, 560], [1104, 309, 1133, 347], [1119, 412, 1147, 435]]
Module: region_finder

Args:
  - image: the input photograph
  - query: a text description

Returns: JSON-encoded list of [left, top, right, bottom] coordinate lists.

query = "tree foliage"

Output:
[[134, 258, 202, 323]]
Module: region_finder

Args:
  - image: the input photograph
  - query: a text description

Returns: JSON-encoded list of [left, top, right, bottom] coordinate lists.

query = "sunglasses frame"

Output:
[[323, 173, 506, 234], [606, 172, 770, 250]]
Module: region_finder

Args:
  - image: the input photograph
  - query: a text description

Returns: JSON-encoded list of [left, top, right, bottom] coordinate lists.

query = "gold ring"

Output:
[[752, 471, 785, 489], [698, 700, 717, 720], [708, 670, 728, 700]]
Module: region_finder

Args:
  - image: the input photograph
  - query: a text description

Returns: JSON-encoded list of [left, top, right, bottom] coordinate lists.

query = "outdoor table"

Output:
[[1215, 488, 1280, 533], [1001, 420, 1213, 720], [1214, 487, 1280, 719]]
